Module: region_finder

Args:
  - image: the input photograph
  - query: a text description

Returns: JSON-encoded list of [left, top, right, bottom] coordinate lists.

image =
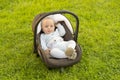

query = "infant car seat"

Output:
[[32, 10, 82, 68]]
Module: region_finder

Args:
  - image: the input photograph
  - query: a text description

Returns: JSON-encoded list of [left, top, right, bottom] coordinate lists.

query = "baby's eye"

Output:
[[45, 25, 48, 28], [50, 25, 54, 27]]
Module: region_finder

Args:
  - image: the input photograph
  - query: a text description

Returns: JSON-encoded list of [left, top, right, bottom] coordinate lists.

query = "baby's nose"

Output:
[[48, 26, 51, 28]]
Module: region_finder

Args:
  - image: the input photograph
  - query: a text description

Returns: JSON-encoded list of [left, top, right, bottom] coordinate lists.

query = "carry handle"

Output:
[[34, 10, 79, 52]]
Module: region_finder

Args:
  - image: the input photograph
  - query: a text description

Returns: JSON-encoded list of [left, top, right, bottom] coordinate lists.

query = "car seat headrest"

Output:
[[37, 14, 73, 34]]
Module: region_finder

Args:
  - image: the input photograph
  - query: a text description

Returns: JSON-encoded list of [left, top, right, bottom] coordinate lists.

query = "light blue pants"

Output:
[[49, 40, 76, 58]]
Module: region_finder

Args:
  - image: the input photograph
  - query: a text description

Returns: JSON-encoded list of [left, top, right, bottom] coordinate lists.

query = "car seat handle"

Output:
[[33, 10, 80, 52]]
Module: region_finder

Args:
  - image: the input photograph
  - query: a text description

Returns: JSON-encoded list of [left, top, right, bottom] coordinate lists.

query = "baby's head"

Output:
[[41, 17, 55, 34]]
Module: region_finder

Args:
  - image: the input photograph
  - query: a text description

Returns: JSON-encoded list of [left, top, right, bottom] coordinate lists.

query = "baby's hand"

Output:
[[44, 49, 50, 54], [55, 22, 60, 27]]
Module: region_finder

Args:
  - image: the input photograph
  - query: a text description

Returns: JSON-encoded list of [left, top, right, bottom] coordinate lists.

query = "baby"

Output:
[[40, 17, 77, 59]]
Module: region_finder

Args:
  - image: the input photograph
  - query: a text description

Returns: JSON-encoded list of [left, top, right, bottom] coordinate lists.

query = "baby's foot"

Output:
[[65, 47, 77, 60], [68, 51, 77, 60]]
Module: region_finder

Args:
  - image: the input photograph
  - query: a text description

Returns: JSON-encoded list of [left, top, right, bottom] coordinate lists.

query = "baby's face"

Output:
[[41, 18, 55, 34]]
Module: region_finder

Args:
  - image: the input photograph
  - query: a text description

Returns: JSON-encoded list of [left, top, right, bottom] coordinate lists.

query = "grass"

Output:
[[0, 0, 120, 80]]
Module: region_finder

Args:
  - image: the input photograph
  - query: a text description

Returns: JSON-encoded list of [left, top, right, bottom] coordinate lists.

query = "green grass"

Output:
[[0, 0, 120, 80]]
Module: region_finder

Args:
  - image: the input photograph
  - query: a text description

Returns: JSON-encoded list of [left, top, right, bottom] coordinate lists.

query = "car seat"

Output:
[[32, 10, 82, 68]]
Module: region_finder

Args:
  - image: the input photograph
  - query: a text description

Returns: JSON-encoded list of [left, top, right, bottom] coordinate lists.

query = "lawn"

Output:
[[0, 0, 120, 80]]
